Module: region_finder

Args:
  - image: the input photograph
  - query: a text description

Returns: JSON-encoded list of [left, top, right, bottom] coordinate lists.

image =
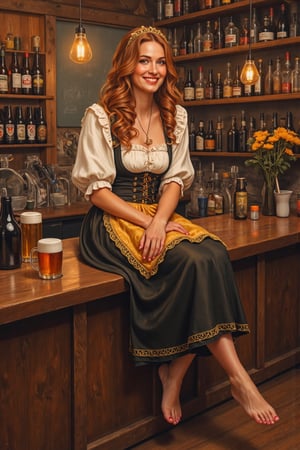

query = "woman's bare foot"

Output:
[[230, 373, 280, 425], [158, 363, 182, 425]]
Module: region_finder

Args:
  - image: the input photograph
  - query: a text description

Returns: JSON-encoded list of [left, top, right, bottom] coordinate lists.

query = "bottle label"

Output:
[[0, 124, 4, 142], [232, 86, 242, 97], [164, 4, 174, 18], [0, 75, 8, 92], [282, 82, 291, 94], [37, 124, 47, 142], [203, 39, 213, 51], [12, 73, 22, 89], [259, 31, 274, 41], [27, 124, 36, 141], [223, 85, 233, 98], [214, 194, 224, 214], [235, 192, 247, 219], [17, 124, 26, 141], [5, 124, 15, 140], [22, 74, 32, 88], [196, 135, 204, 151], [33, 75, 44, 91], [195, 87, 205, 100], [277, 31, 287, 39], [184, 87, 195, 100], [204, 138, 216, 151], [225, 34, 237, 46]]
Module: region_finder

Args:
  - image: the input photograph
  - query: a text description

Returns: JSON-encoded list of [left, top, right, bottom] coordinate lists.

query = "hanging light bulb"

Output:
[[69, 0, 92, 64], [240, 0, 259, 85], [240, 56, 260, 85]]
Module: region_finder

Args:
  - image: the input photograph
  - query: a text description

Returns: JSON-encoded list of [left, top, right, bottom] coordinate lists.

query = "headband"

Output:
[[127, 26, 167, 47]]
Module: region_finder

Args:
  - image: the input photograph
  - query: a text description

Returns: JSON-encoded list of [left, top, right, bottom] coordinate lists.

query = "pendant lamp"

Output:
[[69, 0, 92, 64], [240, 0, 259, 85]]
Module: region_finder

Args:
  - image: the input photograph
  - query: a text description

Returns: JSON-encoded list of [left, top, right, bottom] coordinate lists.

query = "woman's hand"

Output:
[[139, 219, 189, 262]]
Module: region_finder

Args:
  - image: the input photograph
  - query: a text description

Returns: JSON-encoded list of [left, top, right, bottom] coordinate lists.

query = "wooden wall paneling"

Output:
[[0, 310, 72, 450], [73, 304, 88, 450], [256, 254, 266, 370], [45, 14, 57, 164], [265, 245, 300, 363], [86, 294, 155, 448]]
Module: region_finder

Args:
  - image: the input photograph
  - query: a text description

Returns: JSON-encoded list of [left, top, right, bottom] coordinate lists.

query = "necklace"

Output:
[[136, 103, 153, 146]]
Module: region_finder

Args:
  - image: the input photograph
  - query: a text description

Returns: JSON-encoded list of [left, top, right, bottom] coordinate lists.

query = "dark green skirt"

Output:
[[80, 206, 250, 366]]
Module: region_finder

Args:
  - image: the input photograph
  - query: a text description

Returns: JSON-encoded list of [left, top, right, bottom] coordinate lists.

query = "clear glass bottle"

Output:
[[232, 64, 243, 97], [264, 59, 273, 95], [281, 51, 292, 94], [290, 12, 300, 37], [292, 56, 300, 93], [172, 28, 180, 57], [221, 171, 232, 213], [187, 28, 194, 54], [272, 57, 282, 95], [193, 23, 203, 53], [239, 110, 248, 152], [195, 65, 205, 100], [214, 17, 224, 49], [254, 58, 264, 96], [250, 7, 259, 43], [223, 61, 233, 98], [205, 68, 215, 99], [225, 17, 239, 48], [213, 172, 224, 215], [203, 20, 214, 52]]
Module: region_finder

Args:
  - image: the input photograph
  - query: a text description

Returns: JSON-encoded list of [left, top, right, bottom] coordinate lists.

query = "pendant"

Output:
[[145, 137, 153, 145]]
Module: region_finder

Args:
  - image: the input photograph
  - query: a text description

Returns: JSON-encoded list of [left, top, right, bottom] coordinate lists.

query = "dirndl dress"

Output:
[[79, 144, 250, 366]]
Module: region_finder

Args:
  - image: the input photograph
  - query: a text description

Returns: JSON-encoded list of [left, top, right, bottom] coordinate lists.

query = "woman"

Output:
[[72, 26, 279, 427]]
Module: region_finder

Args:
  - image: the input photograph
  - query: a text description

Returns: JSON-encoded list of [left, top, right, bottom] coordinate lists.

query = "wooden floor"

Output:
[[129, 366, 300, 450]]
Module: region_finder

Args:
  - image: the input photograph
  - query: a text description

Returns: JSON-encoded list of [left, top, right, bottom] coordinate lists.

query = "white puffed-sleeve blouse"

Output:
[[71, 103, 194, 200]]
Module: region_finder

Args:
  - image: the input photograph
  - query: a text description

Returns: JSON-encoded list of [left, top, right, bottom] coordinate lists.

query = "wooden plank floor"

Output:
[[129, 366, 300, 450]]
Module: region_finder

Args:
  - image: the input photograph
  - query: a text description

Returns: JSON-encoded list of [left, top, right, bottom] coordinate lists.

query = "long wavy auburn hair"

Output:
[[100, 27, 182, 149]]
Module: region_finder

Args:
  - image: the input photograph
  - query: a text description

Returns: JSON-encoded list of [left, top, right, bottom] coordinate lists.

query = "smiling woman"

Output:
[[72, 26, 279, 428]]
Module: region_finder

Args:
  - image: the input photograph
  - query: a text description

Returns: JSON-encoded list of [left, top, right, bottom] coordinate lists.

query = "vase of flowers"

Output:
[[246, 127, 300, 216]]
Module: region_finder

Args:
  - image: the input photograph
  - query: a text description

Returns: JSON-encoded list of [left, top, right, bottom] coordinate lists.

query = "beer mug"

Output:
[[20, 211, 42, 262], [30, 238, 63, 279]]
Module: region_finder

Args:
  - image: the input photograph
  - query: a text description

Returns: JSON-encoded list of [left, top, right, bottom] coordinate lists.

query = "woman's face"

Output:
[[131, 40, 167, 95]]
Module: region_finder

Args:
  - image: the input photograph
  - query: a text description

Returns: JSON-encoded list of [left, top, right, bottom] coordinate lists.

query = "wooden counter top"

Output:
[[0, 214, 299, 327]]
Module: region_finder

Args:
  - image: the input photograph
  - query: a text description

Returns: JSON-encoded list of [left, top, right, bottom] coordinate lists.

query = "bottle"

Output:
[[281, 51, 292, 94], [156, 0, 164, 20], [214, 72, 223, 99], [259, 112, 266, 131], [239, 110, 248, 152], [290, 12, 300, 38], [215, 116, 223, 151], [258, 14, 274, 42], [189, 116, 196, 151], [269, 7, 275, 38], [248, 116, 256, 148], [214, 17, 224, 49], [183, 69, 195, 101], [203, 20, 214, 52], [193, 23, 203, 53], [182, 0, 190, 14], [195, 120, 205, 151], [227, 115, 239, 152], [36, 106, 47, 144], [15, 106, 26, 144], [166, 28, 172, 47], [204, 0, 213, 8], [276, 3, 289, 39], [292, 57, 300, 93], [250, 204, 259, 220], [21, 52, 32, 94], [32, 49, 44, 95], [187, 28, 194, 54], [195, 65, 205, 100], [272, 57, 282, 94], [223, 62, 233, 98], [207, 180, 216, 216], [205, 68, 214, 99], [232, 65, 243, 97], [286, 111, 295, 132], [25, 106, 36, 143], [221, 171, 232, 213], [250, 8, 259, 43], [234, 177, 248, 220], [264, 59, 273, 95], [212, 173, 224, 215], [254, 58, 264, 96], [4, 105, 15, 144], [174, 0, 182, 16], [204, 120, 216, 151], [221, 0, 231, 4], [225, 17, 239, 48], [0, 44, 8, 94], [240, 17, 249, 46], [179, 26, 188, 55], [10, 52, 22, 94], [189, 167, 207, 217], [0, 188, 22, 270], [164, 0, 174, 19], [172, 28, 180, 57], [270, 111, 278, 132]]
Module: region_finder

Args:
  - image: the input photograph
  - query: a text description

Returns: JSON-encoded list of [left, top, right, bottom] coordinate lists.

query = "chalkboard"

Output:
[[56, 21, 126, 127]]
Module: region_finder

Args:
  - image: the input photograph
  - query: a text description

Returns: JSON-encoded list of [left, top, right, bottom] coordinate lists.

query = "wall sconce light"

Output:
[[240, 0, 259, 85], [69, 0, 92, 64]]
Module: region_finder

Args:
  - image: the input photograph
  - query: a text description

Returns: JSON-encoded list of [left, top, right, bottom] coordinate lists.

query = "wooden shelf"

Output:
[[182, 93, 300, 107]]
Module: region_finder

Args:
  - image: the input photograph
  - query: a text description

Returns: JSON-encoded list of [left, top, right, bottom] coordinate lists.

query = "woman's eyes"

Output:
[[139, 58, 166, 65]]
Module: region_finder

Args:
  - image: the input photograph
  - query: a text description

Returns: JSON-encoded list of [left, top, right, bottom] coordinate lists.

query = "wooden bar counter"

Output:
[[0, 214, 300, 450]]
